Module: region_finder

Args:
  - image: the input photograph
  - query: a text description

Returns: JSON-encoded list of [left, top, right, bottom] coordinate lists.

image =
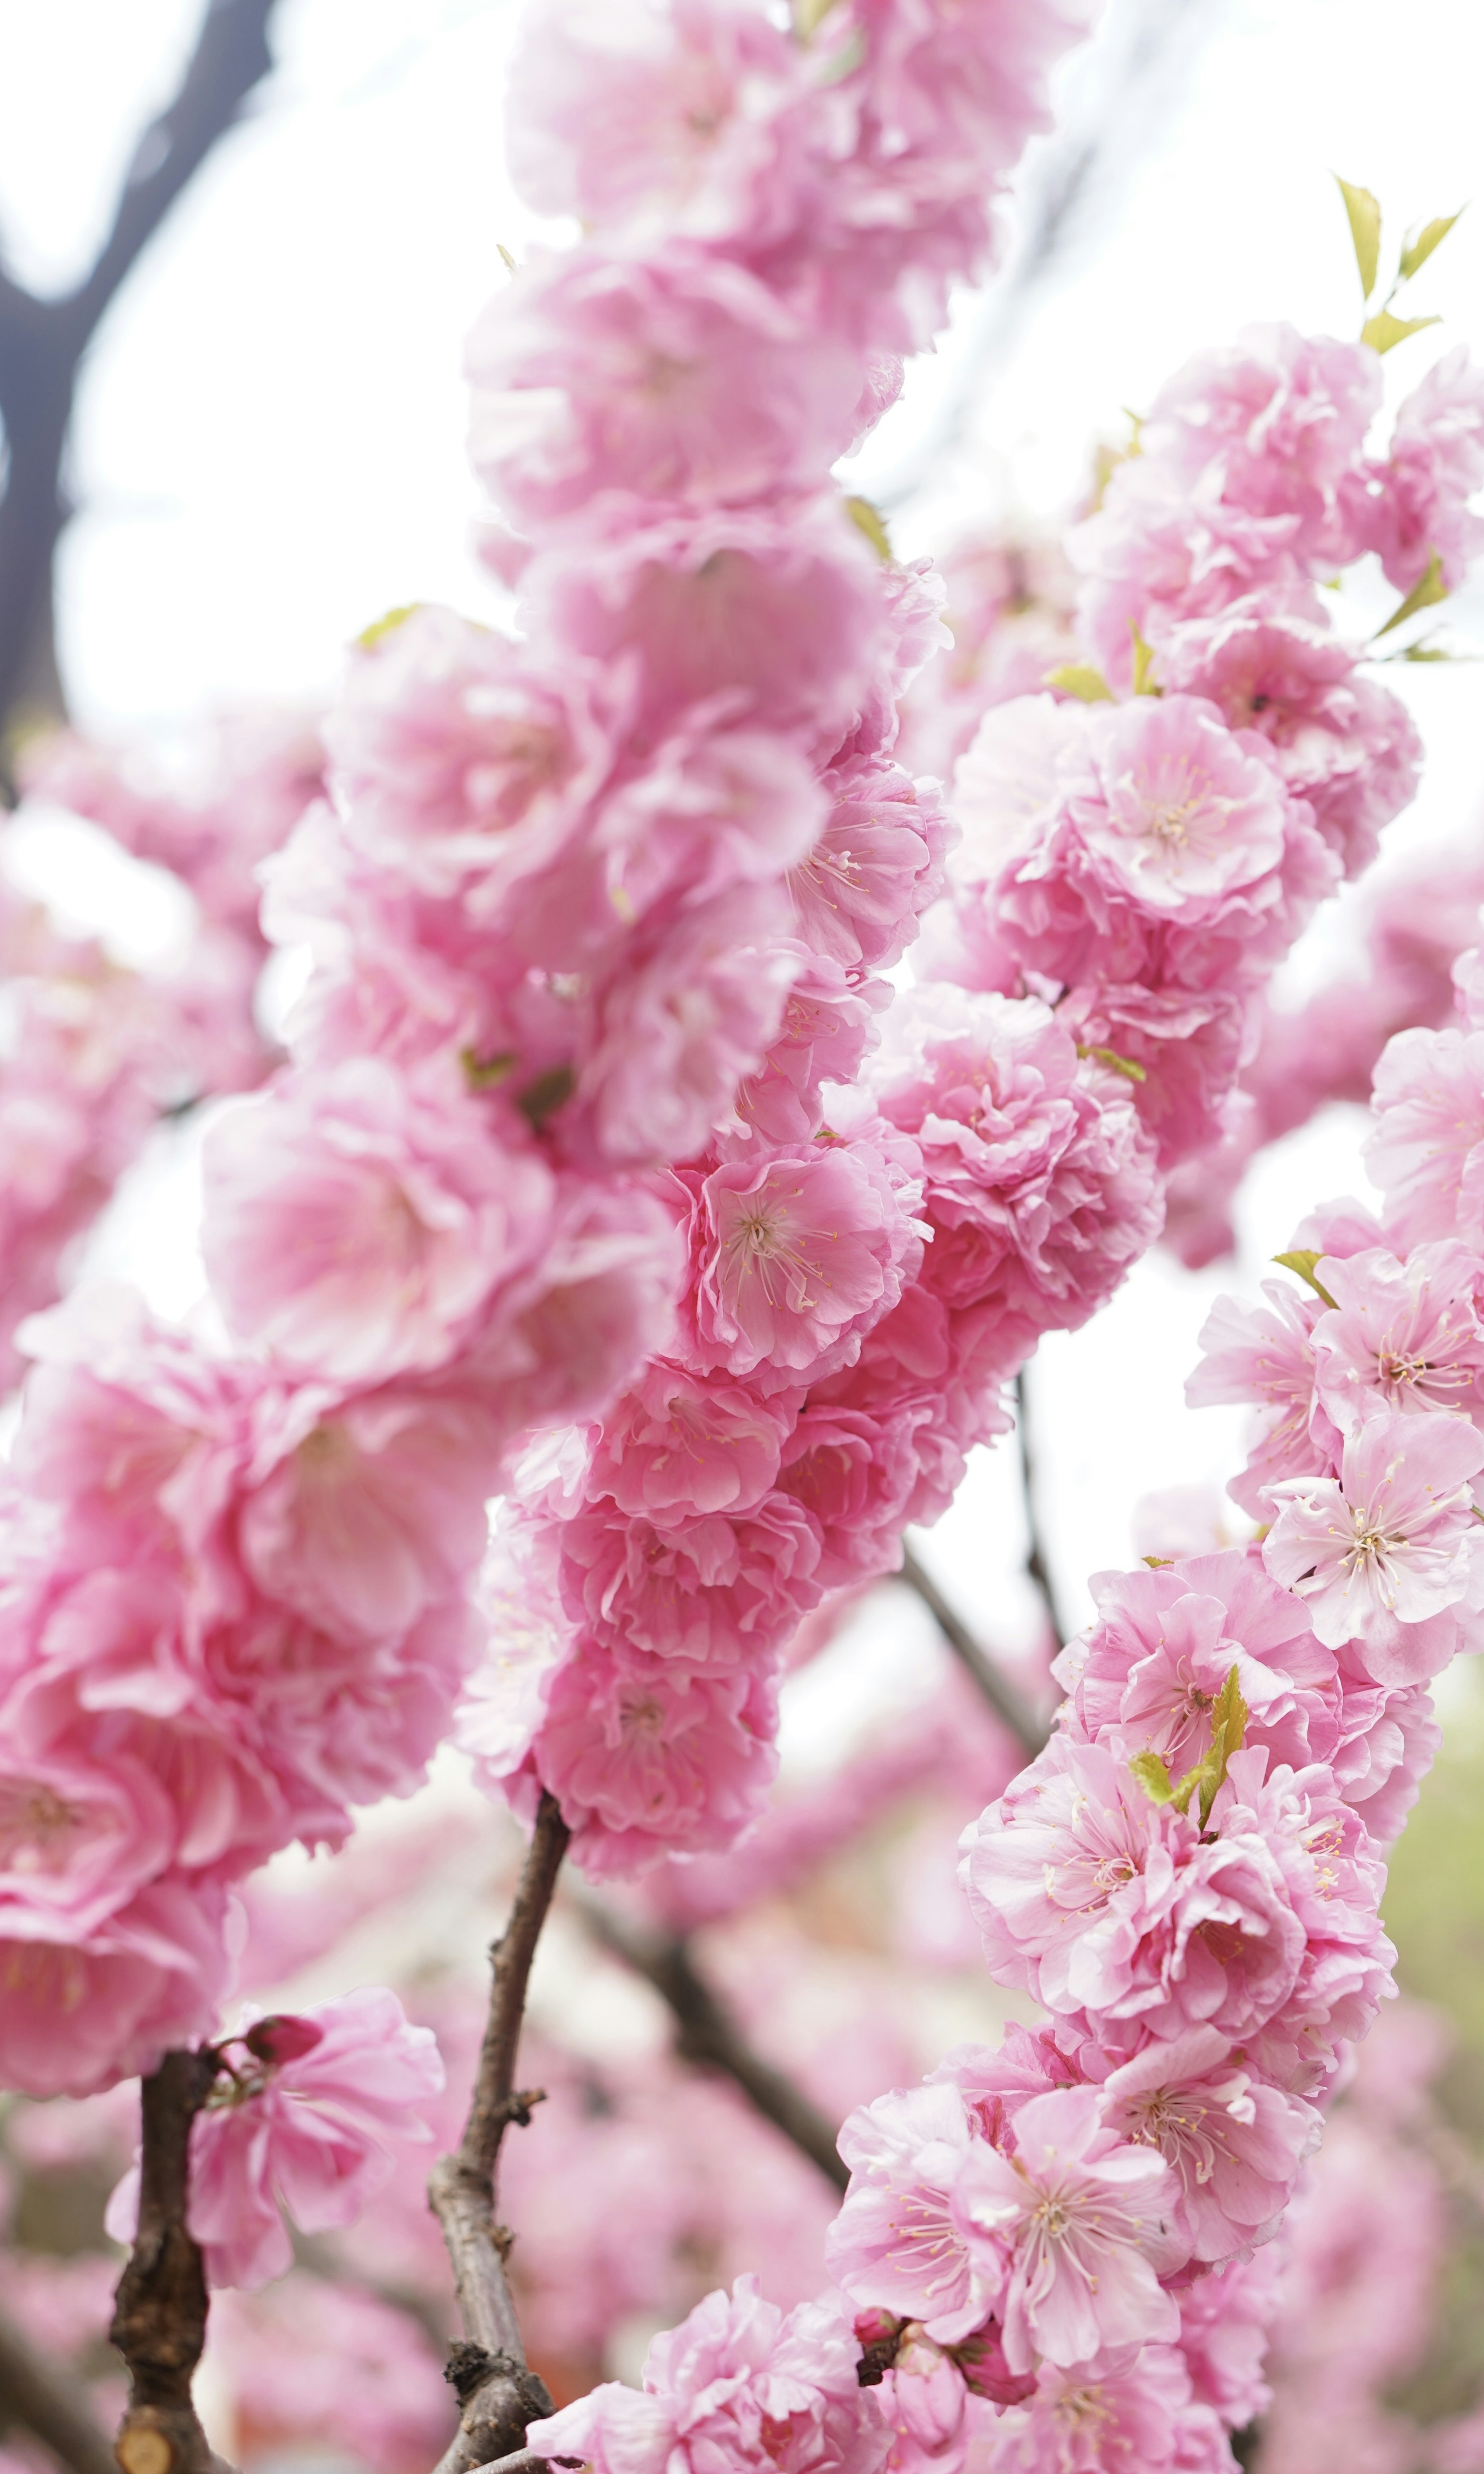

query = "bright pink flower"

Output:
[[682, 1136, 924, 1391], [0, 1875, 233, 2099], [1366, 1025, 1484, 1249], [992, 2343, 1197, 2473], [526, 1638, 779, 1876], [1263, 1410, 1484, 1674], [1329, 1660, 1440, 1842], [733, 956, 888, 1149], [951, 2086, 1185, 2372], [555, 1489, 823, 1665], [107, 1988, 443, 2289], [868, 984, 1162, 1356], [0, 1692, 179, 1938], [827, 2081, 999, 2345], [1095, 2026, 1320, 2262], [870, 2329, 969, 2474], [789, 761, 954, 974], [203, 1059, 555, 1384], [1308, 1241, 1484, 1433], [588, 1364, 796, 1524], [528, 2276, 890, 2474], [776, 1404, 922, 1590]]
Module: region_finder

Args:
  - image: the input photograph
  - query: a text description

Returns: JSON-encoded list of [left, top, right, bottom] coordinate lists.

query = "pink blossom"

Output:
[[776, 1405, 922, 1590], [1176, 2248, 1280, 2430], [0, 1875, 233, 2099], [951, 2086, 1185, 2372], [588, 1365, 796, 1524], [525, 1638, 779, 1876], [871, 2329, 970, 2474], [682, 1136, 924, 1391], [733, 956, 888, 1149], [1373, 344, 1484, 591], [1329, 1660, 1440, 1842], [868, 984, 1162, 1357], [203, 1059, 555, 1384], [208, 2275, 454, 2474], [1366, 1025, 1484, 1249], [827, 2082, 999, 2346], [1072, 459, 1306, 688], [555, 1489, 823, 1665], [0, 1692, 179, 1938], [992, 2343, 1197, 2473], [1095, 2026, 1320, 2262], [106, 1988, 444, 2289], [1263, 1410, 1484, 1675], [1308, 1241, 1484, 1433], [1185, 1280, 1332, 1520], [789, 762, 954, 974], [1139, 326, 1381, 549], [528, 2276, 890, 2474]]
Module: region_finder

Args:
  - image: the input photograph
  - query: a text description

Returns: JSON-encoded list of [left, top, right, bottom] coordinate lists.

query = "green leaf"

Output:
[[517, 1063, 576, 1128], [1128, 621, 1160, 697], [1362, 308, 1443, 355], [844, 495, 893, 562], [1272, 1249, 1338, 1309], [1045, 662, 1114, 703], [1076, 1043, 1147, 1084], [1399, 643, 1460, 663], [1374, 548, 1449, 640], [462, 1047, 516, 1091], [1335, 175, 1382, 300], [1198, 1665, 1249, 1831], [497, 242, 518, 272], [1400, 210, 1463, 281], [794, 0, 842, 32], [356, 601, 422, 650], [1141, 1555, 1174, 1569], [1130, 1751, 1175, 1807]]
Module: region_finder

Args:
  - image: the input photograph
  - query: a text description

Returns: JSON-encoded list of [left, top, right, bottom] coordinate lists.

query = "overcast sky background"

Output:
[[2, 0, 1483, 1731]]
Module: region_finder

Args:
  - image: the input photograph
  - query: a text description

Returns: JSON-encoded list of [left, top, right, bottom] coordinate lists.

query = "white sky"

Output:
[[2, 0, 1483, 1686]]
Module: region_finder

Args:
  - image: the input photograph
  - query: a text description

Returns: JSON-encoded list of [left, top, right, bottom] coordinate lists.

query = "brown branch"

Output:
[[0, 2297, 118, 2474], [0, 0, 280, 763], [899, 1543, 1050, 1758], [1014, 1369, 1067, 1654], [577, 1901, 849, 2196], [429, 1791, 570, 2474], [109, 2047, 230, 2474]]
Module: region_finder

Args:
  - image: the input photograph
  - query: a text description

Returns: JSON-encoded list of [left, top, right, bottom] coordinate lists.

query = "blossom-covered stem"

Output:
[[900, 1543, 1050, 1756], [108, 2045, 225, 2474], [1014, 1369, 1066, 1653], [579, 1900, 849, 2195], [0, 2298, 119, 2474], [429, 1792, 570, 2474]]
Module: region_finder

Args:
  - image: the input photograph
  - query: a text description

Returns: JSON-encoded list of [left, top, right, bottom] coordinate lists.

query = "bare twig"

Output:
[[1014, 1369, 1067, 1655], [429, 1792, 571, 2474], [0, 0, 280, 763], [899, 1543, 1050, 1757], [109, 2047, 229, 2474], [577, 1901, 849, 2195], [0, 2297, 117, 2474]]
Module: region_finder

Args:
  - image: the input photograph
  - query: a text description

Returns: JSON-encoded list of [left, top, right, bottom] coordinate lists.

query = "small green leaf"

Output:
[[844, 495, 893, 562], [517, 1063, 576, 1127], [1373, 548, 1449, 640], [1076, 1043, 1148, 1084], [1335, 175, 1383, 300], [1130, 1751, 1175, 1807], [1272, 1249, 1338, 1309], [462, 1046, 516, 1092], [497, 242, 518, 272], [794, 0, 842, 32], [1399, 642, 1459, 663], [1045, 662, 1114, 703], [1362, 308, 1443, 355], [1399, 210, 1463, 281], [356, 602, 422, 651], [1142, 1555, 1174, 1569], [1198, 1664, 1249, 1831], [1128, 621, 1161, 697]]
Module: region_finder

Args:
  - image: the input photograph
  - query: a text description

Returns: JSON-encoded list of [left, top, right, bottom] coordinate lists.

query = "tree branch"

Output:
[[429, 1791, 570, 2474], [577, 1901, 849, 2196], [899, 1543, 1050, 1757], [109, 2047, 229, 2474], [0, 2298, 118, 2474], [1014, 1369, 1067, 1655]]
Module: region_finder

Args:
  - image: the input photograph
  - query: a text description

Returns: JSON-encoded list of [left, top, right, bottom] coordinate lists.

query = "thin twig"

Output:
[[899, 1543, 1050, 1758], [1014, 1368, 1067, 1655], [109, 2047, 230, 2474], [0, 2297, 118, 2474], [577, 1901, 849, 2195], [0, 0, 280, 761], [429, 1792, 570, 2474]]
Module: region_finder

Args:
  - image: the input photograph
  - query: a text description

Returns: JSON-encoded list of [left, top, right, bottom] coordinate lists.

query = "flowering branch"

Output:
[[578, 1901, 849, 2195], [108, 2046, 231, 2474], [429, 1792, 571, 2474], [0, 2300, 117, 2474], [899, 1543, 1051, 1757]]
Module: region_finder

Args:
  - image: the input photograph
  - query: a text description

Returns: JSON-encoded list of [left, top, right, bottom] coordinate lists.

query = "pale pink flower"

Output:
[[1366, 1025, 1484, 1249], [1095, 2026, 1320, 2262], [204, 1059, 555, 1384], [588, 1364, 796, 1524], [1329, 1658, 1440, 1842], [733, 956, 888, 1148], [1186, 1280, 1333, 1520], [1140, 325, 1381, 547], [992, 2342, 1196, 2473], [1058, 696, 1291, 917], [1176, 2247, 1280, 2430], [1308, 1241, 1484, 1433], [951, 2087, 1185, 2372], [827, 2082, 999, 2346], [1263, 1410, 1484, 1673], [1373, 344, 1484, 592], [107, 1988, 443, 2290], [0, 1692, 179, 1938], [683, 1137, 924, 1390], [870, 2328, 969, 2474], [528, 2276, 890, 2474], [0, 1875, 233, 2099], [790, 761, 953, 975]]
